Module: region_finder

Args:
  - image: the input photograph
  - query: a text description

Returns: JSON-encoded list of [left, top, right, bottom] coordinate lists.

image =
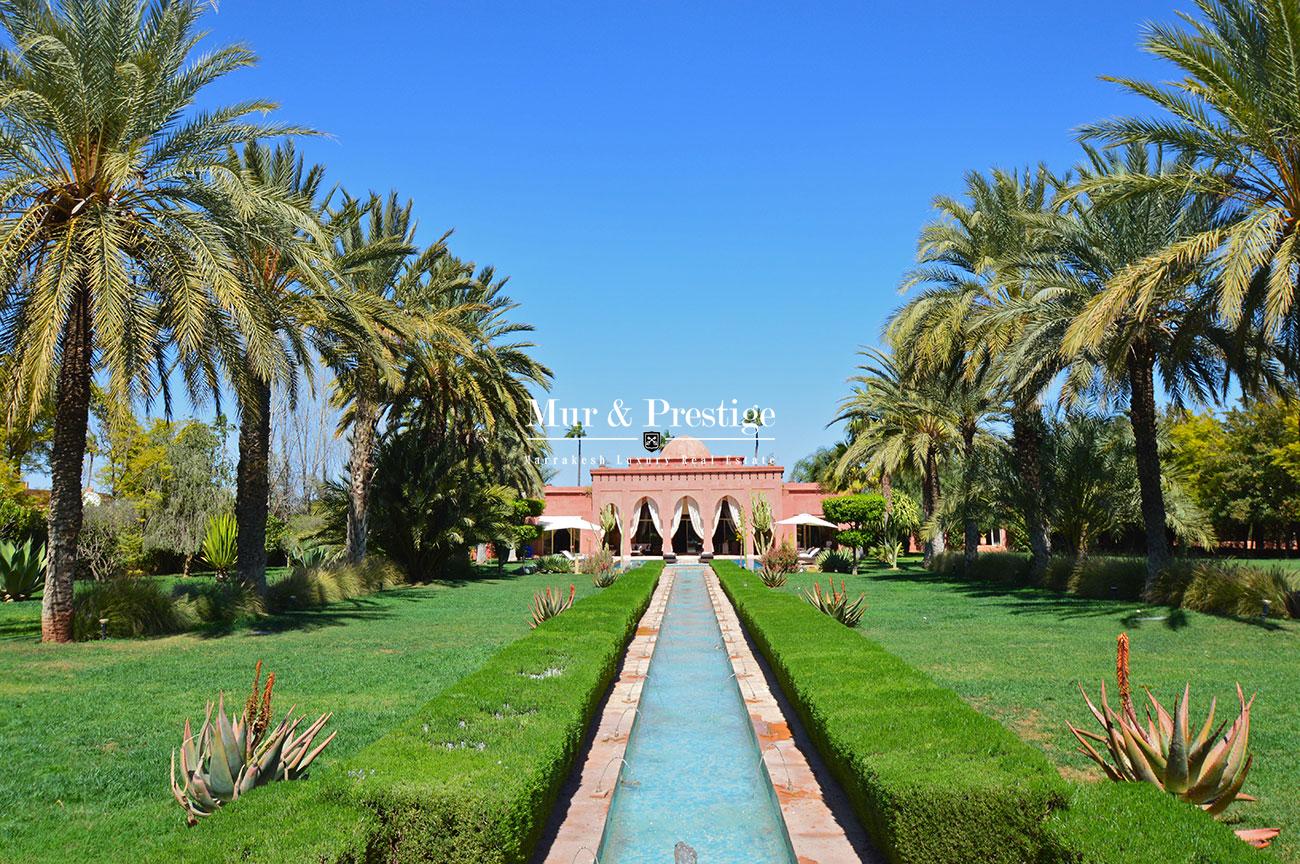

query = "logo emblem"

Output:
[[642, 431, 662, 452]]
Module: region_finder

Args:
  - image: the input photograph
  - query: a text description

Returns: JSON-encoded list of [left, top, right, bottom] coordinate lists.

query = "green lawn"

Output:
[[787, 558, 1300, 862], [0, 566, 596, 864]]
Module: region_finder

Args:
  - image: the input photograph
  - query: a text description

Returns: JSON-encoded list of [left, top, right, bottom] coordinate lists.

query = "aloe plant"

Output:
[[0, 538, 45, 601], [201, 513, 237, 580], [170, 661, 335, 825], [758, 567, 788, 588], [800, 579, 866, 626], [1069, 633, 1275, 845], [529, 584, 575, 628]]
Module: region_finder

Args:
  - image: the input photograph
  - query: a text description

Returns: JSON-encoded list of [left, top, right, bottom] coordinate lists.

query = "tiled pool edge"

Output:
[[703, 567, 880, 864], [538, 569, 676, 864]]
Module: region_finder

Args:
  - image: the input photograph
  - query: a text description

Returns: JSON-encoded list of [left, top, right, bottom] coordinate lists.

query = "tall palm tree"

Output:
[[564, 421, 586, 485], [219, 143, 403, 592], [329, 191, 467, 564], [1080, 0, 1300, 348], [0, 0, 306, 641], [1041, 145, 1259, 592], [743, 406, 765, 462], [889, 166, 1061, 579], [835, 346, 958, 566]]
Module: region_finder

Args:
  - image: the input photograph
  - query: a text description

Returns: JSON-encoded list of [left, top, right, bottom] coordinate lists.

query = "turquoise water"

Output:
[[596, 566, 796, 863]]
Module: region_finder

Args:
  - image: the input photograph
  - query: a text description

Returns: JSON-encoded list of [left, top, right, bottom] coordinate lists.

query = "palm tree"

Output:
[[219, 143, 404, 592], [1080, 0, 1300, 347], [1042, 145, 1255, 592], [743, 406, 765, 462], [564, 422, 587, 485], [329, 191, 467, 564], [0, 0, 306, 641], [835, 346, 958, 566], [889, 167, 1061, 579]]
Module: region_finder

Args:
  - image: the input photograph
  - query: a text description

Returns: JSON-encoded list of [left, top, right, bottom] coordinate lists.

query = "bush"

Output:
[[577, 547, 615, 579], [329, 561, 664, 863], [0, 495, 45, 546], [712, 560, 1252, 864], [1041, 556, 1075, 593], [1181, 562, 1294, 618], [1066, 557, 1147, 600], [172, 579, 265, 629], [928, 551, 1033, 585], [759, 539, 798, 575], [72, 577, 190, 640], [815, 549, 854, 573], [265, 557, 405, 613], [535, 554, 571, 574]]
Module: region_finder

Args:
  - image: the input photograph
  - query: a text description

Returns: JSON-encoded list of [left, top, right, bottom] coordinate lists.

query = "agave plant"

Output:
[[287, 542, 332, 571], [170, 661, 335, 825], [800, 580, 866, 627], [871, 540, 904, 569], [0, 538, 45, 601], [590, 568, 619, 588], [1069, 634, 1277, 846], [529, 584, 576, 628], [758, 567, 788, 588], [201, 514, 238, 581]]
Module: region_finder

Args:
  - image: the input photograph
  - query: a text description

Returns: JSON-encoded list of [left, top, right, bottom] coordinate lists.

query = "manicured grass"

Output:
[[0, 565, 600, 863], [790, 557, 1299, 862]]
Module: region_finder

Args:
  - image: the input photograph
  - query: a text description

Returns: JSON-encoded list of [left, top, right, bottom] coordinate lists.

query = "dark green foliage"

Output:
[[171, 579, 265, 630], [931, 550, 1035, 586], [264, 558, 405, 613], [1180, 562, 1295, 619], [1065, 557, 1148, 600], [0, 495, 45, 545], [815, 548, 855, 573], [535, 554, 571, 574], [821, 493, 887, 558], [713, 560, 1253, 864], [71, 577, 188, 640]]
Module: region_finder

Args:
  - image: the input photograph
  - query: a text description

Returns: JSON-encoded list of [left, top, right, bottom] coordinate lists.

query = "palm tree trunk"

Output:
[[962, 423, 979, 569], [345, 397, 380, 564], [922, 445, 945, 566], [236, 377, 271, 594], [576, 437, 582, 485], [1127, 341, 1170, 594], [1011, 403, 1050, 581], [41, 288, 93, 643]]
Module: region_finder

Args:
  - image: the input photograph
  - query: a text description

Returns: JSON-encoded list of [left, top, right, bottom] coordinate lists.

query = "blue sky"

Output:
[[188, 0, 1180, 476]]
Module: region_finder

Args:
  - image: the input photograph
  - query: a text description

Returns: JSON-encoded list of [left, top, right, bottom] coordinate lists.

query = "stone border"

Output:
[[704, 567, 881, 864], [538, 569, 676, 864]]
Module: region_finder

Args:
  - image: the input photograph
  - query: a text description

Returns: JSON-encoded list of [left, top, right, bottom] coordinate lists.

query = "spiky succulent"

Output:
[[0, 538, 45, 602], [590, 568, 619, 588], [529, 584, 575, 628], [800, 580, 866, 626], [170, 661, 335, 825], [1069, 634, 1258, 817], [758, 567, 788, 588]]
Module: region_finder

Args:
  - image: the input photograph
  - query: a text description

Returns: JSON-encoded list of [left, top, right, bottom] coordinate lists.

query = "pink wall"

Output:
[[538, 439, 836, 558]]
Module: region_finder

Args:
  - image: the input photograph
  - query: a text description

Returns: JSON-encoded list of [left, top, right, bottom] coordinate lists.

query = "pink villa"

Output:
[[535, 436, 836, 560]]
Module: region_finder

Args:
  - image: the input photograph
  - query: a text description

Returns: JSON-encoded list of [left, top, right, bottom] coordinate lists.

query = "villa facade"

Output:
[[538, 436, 834, 559]]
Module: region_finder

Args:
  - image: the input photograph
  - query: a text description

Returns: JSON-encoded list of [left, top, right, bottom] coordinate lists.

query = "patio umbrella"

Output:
[[775, 513, 838, 528], [535, 515, 602, 533]]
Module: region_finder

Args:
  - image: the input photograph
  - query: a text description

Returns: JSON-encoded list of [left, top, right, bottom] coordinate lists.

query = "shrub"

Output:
[[1066, 556, 1147, 600], [1181, 562, 1294, 618], [577, 547, 615, 581], [1041, 556, 1076, 593], [759, 539, 798, 576], [172, 579, 265, 629], [330, 561, 664, 863], [536, 554, 571, 574], [870, 539, 904, 569], [528, 584, 575, 628], [712, 560, 1256, 864], [0, 495, 45, 546], [72, 577, 189, 640], [0, 537, 45, 601], [815, 549, 855, 573], [201, 513, 237, 580], [77, 499, 140, 581], [758, 567, 787, 588], [265, 557, 404, 613], [799, 579, 866, 626], [929, 551, 1033, 585]]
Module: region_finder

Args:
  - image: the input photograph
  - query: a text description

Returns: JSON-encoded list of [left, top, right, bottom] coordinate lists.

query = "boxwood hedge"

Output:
[[712, 560, 1259, 864], [159, 561, 663, 864]]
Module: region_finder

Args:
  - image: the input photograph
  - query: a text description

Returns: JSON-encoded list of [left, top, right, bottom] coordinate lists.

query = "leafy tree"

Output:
[[142, 421, 231, 576], [0, 0, 308, 641], [821, 493, 887, 570]]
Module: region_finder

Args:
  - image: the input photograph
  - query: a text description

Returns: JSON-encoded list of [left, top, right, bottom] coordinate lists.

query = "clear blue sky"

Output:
[[191, 0, 1179, 476]]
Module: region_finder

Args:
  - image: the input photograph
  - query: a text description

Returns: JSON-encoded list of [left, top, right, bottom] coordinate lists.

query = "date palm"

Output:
[[564, 421, 586, 485], [889, 166, 1061, 579], [1012, 145, 1257, 592], [1080, 0, 1300, 350], [0, 0, 306, 641]]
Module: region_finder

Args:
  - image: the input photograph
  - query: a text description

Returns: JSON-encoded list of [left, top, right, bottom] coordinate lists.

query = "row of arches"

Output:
[[604, 496, 746, 557]]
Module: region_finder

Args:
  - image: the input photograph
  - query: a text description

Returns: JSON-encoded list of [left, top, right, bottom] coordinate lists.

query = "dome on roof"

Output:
[[660, 435, 710, 460]]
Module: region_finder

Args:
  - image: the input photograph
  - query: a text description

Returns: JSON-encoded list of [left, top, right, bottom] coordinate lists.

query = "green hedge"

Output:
[[158, 561, 663, 864], [712, 560, 1258, 864]]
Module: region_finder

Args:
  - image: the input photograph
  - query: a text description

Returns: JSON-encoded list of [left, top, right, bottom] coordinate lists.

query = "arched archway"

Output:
[[712, 496, 743, 556], [628, 498, 663, 557], [671, 496, 705, 555]]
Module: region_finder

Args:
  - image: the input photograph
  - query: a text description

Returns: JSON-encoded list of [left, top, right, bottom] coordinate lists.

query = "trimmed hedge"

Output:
[[712, 560, 1259, 864], [157, 560, 663, 864]]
